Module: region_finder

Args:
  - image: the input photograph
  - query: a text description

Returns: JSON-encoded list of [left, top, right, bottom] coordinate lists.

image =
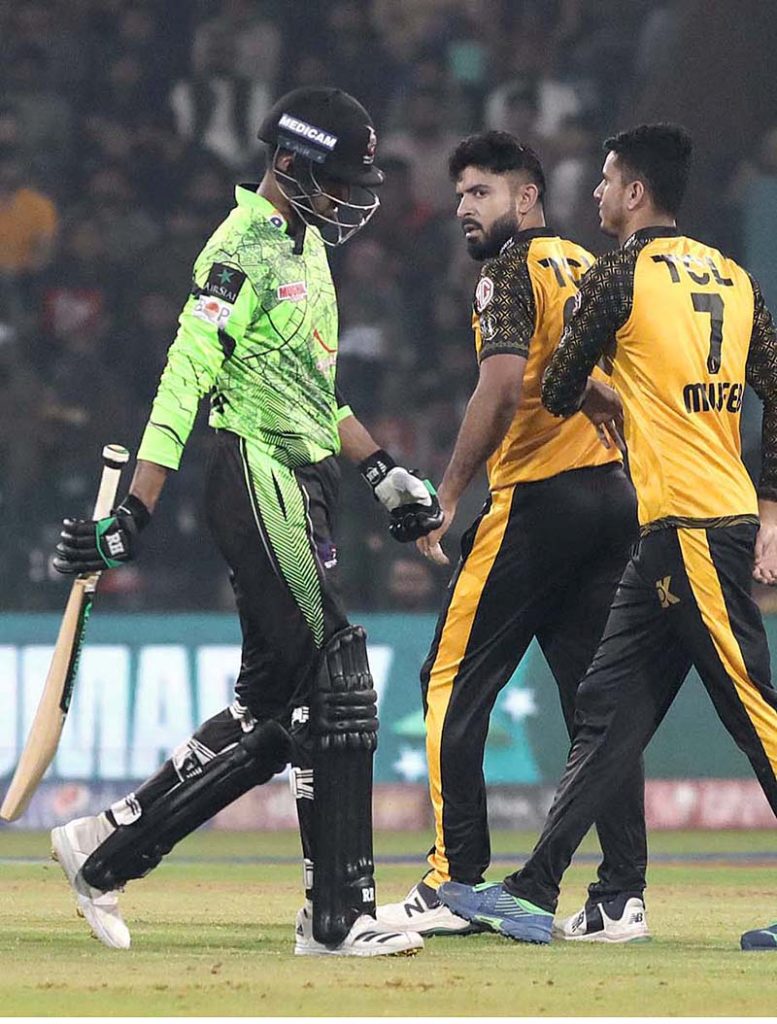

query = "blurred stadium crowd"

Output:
[[2, 0, 777, 613]]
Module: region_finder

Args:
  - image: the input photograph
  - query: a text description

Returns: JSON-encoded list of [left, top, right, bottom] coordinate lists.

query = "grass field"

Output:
[[1, 828, 777, 1017]]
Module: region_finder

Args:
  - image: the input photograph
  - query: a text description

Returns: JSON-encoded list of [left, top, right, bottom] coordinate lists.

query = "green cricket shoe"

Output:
[[438, 881, 553, 944]]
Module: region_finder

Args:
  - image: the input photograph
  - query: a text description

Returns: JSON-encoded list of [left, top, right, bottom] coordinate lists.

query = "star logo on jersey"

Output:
[[656, 576, 680, 609], [204, 262, 246, 304]]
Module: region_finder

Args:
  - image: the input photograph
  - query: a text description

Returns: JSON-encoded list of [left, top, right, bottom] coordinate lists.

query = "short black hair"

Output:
[[603, 123, 692, 217], [448, 130, 546, 202]]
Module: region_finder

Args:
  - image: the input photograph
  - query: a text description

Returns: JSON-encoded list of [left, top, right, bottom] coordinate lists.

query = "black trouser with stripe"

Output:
[[506, 522, 777, 912], [123, 432, 350, 897], [421, 462, 646, 898]]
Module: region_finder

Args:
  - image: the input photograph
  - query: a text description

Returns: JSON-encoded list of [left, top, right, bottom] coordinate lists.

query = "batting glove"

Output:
[[359, 449, 444, 543], [53, 494, 151, 575]]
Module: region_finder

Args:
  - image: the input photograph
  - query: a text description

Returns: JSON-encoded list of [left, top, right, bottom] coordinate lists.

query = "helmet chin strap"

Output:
[[292, 221, 307, 255]]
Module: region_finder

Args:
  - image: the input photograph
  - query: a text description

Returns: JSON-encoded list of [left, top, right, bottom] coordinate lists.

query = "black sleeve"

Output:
[[745, 275, 777, 500], [474, 250, 536, 362], [541, 248, 635, 417]]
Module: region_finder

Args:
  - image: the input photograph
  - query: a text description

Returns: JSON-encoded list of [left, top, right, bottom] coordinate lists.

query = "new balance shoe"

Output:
[[294, 906, 423, 957], [377, 880, 483, 935], [741, 921, 777, 950], [51, 815, 130, 950], [438, 881, 553, 944], [554, 895, 650, 943]]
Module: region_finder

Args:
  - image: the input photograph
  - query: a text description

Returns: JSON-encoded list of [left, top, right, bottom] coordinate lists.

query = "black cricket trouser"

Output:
[[506, 522, 777, 913], [130, 432, 349, 875], [421, 462, 646, 897]]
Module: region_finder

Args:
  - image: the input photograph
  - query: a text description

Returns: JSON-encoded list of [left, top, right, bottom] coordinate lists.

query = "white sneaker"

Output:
[[554, 895, 650, 943], [51, 815, 130, 950], [377, 881, 482, 936], [294, 905, 423, 957]]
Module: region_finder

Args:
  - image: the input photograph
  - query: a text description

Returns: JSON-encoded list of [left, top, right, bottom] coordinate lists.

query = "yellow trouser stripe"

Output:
[[425, 489, 513, 887], [678, 528, 777, 772]]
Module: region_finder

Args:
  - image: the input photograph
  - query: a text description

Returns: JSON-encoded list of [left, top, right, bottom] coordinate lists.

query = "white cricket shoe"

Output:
[[554, 895, 650, 943], [294, 905, 423, 957], [377, 880, 483, 936], [51, 815, 130, 950]]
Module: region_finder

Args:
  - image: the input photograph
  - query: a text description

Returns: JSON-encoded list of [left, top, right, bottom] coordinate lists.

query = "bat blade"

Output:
[[0, 443, 129, 822], [0, 579, 93, 821]]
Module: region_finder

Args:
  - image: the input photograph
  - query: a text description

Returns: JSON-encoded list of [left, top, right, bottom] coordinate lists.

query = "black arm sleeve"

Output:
[[745, 275, 777, 501], [475, 247, 536, 362], [541, 248, 635, 417]]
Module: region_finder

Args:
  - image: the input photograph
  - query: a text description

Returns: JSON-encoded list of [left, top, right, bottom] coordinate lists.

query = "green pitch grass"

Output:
[[1, 828, 776, 1017]]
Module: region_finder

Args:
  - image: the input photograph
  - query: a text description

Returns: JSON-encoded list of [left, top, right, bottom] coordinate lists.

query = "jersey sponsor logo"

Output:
[[683, 381, 744, 413], [278, 112, 338, 150], [651, 252, 734, 287], [193, 295, 232, 328], [475, 275, 494, 312], [204, 263, 246, 304], [277, 281, 307, 302], [479, 313, 497, 341]]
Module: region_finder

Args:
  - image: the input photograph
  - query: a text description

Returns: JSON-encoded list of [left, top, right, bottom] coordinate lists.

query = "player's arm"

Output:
[[745, 275, 777, 585], [428, 351, 525, 513], [541, 250, 633, 419], [54, 258, 257, 575], [417, 257, 534, 564], [336, 390, 443, 543]]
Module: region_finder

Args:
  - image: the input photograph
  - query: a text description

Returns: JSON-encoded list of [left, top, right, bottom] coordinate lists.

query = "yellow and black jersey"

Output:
[[473, 227, 620, 490], [542, 226, 777, 531]]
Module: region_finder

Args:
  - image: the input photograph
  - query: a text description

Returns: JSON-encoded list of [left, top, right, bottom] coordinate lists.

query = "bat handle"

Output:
[[92, 443, 131, 520]]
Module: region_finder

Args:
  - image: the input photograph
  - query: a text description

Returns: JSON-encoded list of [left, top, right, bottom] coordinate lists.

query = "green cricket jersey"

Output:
[[137, 186, 350, 471]]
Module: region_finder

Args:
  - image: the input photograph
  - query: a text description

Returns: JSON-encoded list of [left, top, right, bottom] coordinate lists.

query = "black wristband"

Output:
[[115, 493, 152, 532], [358, 448, 396, 489]]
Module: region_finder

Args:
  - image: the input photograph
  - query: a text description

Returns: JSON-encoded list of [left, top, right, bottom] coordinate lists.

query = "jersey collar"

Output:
[[625, 225, 678, 247], [499, 226, 555, 254], [235, 184, 288, 232], [514, 226, 556, 242]]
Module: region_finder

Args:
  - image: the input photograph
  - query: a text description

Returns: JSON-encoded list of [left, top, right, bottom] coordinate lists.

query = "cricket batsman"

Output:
[[48, 87, 442, 956]]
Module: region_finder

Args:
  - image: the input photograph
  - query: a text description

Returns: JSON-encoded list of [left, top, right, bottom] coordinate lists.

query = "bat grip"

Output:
[[92, 443, 131, 519]]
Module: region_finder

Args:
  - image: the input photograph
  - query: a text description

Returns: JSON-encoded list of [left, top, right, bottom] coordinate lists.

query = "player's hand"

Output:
[[754, 500, 777, 585], [417, 496, 455, 566], [360, 449, 444, 543], [53, 495, 151, 575], [581, 379, 626, 453]]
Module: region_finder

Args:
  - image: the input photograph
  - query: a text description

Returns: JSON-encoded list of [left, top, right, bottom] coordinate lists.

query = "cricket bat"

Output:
[[0, 443, 131, 821]]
